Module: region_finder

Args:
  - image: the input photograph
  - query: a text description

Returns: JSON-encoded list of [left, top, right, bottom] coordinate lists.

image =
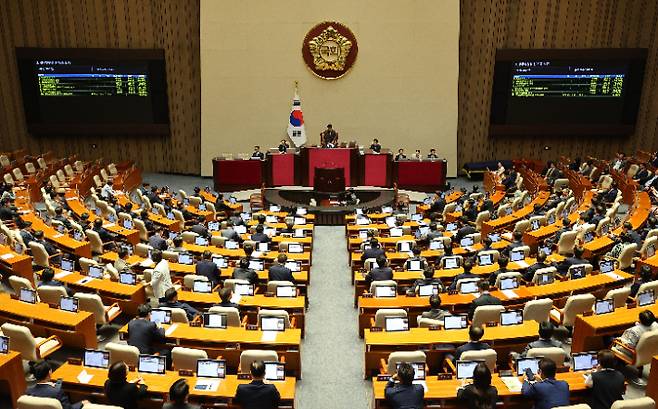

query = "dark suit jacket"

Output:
[[94, 226, 115, 243], [457, 384, 498, 409], [384, 380, 424, 409], [521, 378, 570, 409], [268, 265, 295, 282], [448, 272, 478, 291], [251, 232, 271, 243], [127, 318, 166, 354], [468, 293, 502, 319], [196, 260, 221, 286], [361, 247, 385, 261], [232, 268, 258, 284], [557, 256, 588, 275], [217, 300, 240, 308], [163, 403, 201, 409], [37, 239, 59, 256], [234, 380, 280, 409], [190, 224, 208, 238], [26, 381, 82, 409], [523, 262, 551, 282], [105, 380, 148, 409], [159, 300, 199, 321], [589, 369, 625, 409], [454, 341, 491, 361], [148, 234, 168, 251], [455, 226, 477, 242], [366, 267, 393, 284]]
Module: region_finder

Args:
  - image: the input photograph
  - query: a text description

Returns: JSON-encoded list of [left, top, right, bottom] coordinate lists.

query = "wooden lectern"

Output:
[[314, 168, 345, 192]]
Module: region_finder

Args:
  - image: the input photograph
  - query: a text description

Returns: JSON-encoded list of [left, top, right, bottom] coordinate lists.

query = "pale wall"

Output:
[[200, 0, 459, 177]]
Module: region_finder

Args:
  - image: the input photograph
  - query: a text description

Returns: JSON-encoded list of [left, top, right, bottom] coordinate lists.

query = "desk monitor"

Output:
[[225, 240, 239, 249], [356, 217, 370, 226], [570, 265, 586, 279], [355, 208, 364, 215], [539, 245, 552, 257], [374, 285, 397, 298], [510, 249, 525, 262], [385, 216, 397, 227], [418, 226, 430, 237], [240, 212, 251, 221], [207, 221, 220, 231], [275, 285, 296, 298], [478, 253, 494, 266], [537, 272, 555, 285], [14, 242, 23, 254], [178, 253, 193, 265], [444, 314, 468, 330], [196, 359, 226, 378], [249, 260, 264, 271], [500, 310, 523, 326], [505, 207, 513, 215], [193, 280, 212, 293], [258, 242, 270, 252], [234, 225, 247, 234], [358, 230, 369, 240], [150, 308, 172, 325], [594, 299, 615, 315], [429, 240, 444, 250], [488, 233, 501, 243], [60, 258, 74, 272], [123, 219, 133, 229], [294, 229, 305, 238], [168, 232, 178, 241], [265, 216, 278, 223], [285, 261, 301, 272], [647, 245, 656, 258], [287, 243, 303, 254], [294, 217, 306, 226], [583, 231, 595, 243], [572, 352, 598, 372], [212, 256, 228, 268], [138, 354, 166, 375], [166, 211, 175, 220], [121, 245, 133, 256], [260, 316, 285, 331], [456, 360, 481, 379], [396, 362, 426, 380], [384, 317, 409, 332], [198, 204, 207, 211], [56, 224, 67, 234], [599, 260, 615, 274], [83, 349, 109, 369], [88, 265, 104, 279], [411, 213, 423, 222], [60, 296, 79, 313], [382, 206, 394, 214], [638, 290, 656, 307], [269, 205, 281, 212], [195, 237, 209, 246], [460, 237, 474, 247], [418, 284, 440, 297], [443, 257, 459, 270], [406, 260, 423, 271], [446, 223, 457, 232], [203, 313, 227, 329], [19, 288, 36, 304], [264, 361, 286, 381], [229, 197, 238, 205], [398, 241, 412, 252], [0, 336, 8, 354], [460, 280, 480, 294], [234, 283, 255, 296], [516, 357, 541, 376], [499, 277, 519, 290], [119, 272, 137, 285], [296, 207, 307, 215], [389, 228, 403, 238], [530, 219, 541, 231]]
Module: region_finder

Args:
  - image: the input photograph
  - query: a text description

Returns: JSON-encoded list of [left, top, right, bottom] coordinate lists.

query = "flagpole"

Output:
[[294, 80, 298, 93]]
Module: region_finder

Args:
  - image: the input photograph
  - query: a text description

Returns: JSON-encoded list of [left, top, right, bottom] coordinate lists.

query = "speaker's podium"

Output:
[[313, 168, 345, 192], [301, 147, 359, 188]]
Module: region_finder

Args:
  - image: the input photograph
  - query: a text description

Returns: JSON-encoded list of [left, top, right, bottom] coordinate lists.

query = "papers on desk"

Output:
[[77, 369, 93, 384], [412, 380, 428, 392], [66, 197, 76, 201], [0, 253, 14, 260], [77, 277, 95, 285], [139, 259, 155, 268], [515, 260, 529, 269], [103, 223, 116, 228], [501, 289, 519, 299], [230, 294, 242, 304], [261, 331, 278, 342], [52, 233, 63, 238], [165, 323, 179, 336], [604, 272, 625, 281], [251, 251, 263, 258], [55, 271, 73, 280], [500, 376, 523, 392], [194, 378, 221, 392]]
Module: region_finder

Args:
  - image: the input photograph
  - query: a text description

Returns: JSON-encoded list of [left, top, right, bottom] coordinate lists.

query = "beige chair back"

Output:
[[417, 317, 442, 328], [474, 211, 491, 231], [596, 217, 611, 236], [523, 298, 553, 322], [617, 243, 638, 270], [17, 396, 63, 409], [1, 322, 39, 361], [210, 235, 227, 247], [562, 294, 596, 326], [472, 305, 505, 327], [208, 306, 242, 327], [239, 350, 278, 373], [85, 229, 105, 254], [93, 175, 103, 189], [172, 346, 208, 371], [37, 157, 47, 169], [637, 280, 658, 298], [257, 309, 291, 329], [513, 220, 530, 234], [531, 266, 558, 284], [181, 231, 199, 244], [159, 307, 190, 324], [9, 276, 33, 294], [184, 274, 208, 290], [135, 243, 152, 258], [64, 164, 75, 177], [461, 349, 497, 372], [29, 241, 52, 267], [386, 350, 427, 375], [12, 168, 24, 181], [75, 292, 109, 325], [107, 163, 118, 176], [79, 257, 98, 273], [605, 287, 631, 309], [494, 271, 522, 288], [36, 286, 67, 305], [553, 405, 592, 409], [189, 196, 203, 208], [0, 155, 10, 167], [635, 330, 658, 367], [134, 219, 149, 241], [106, 342, 140, 366], [3, 173, 13, 185], [266, 281, 295, 293], [370, 280, 398, 295], [223, 279, 249, 292], [611, 397, 656, 409], [477, 250, 500, 265], [640, 237, 658, 259], [374, 308, 407, 328], [557, 231, 578, 255]]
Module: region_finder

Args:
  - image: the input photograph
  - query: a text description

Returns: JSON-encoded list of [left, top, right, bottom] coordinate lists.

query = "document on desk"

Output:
[[53, 233, 64, 238], [604, 272, 625, 281], [261, 331, 278, 342], [515, 260, 529, 269], [77, 369, 94, 384], [230, 294, 242, 304], [500, 376, 523, 393], [194, 378, 220, 392], [55, 271, 73, 280], [0, 253, 14, 260], [165, 323, 179, 336], [103, 223, 116, 228], [501, 289, 519, 299]]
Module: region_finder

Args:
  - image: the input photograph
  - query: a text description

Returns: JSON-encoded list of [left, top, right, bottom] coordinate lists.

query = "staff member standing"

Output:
[[320, 124, 338, 147]]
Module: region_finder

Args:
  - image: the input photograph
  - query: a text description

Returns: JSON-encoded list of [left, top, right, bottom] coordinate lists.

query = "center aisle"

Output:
[[297, 226, 372, 408]]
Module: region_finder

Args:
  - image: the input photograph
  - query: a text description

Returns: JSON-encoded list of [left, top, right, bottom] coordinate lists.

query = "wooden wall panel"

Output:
[[459, 0, 658, 169], [0, 0, 200, 174]]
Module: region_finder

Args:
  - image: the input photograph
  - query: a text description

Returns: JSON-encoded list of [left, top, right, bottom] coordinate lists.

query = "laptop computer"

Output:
[[374, 285, 396, 298], [59, 296, 79, 313], [207, 221, 220, 231], [516, 357, 541, 376], [460, 237, 474, 247], [285, 261, 301, 272], [178, 253, 193, 265], [429, 240, 444, 250], [478, 253, 494, 266], [196, 359, 226, 378], [234, 283, 255, 296], [594, 299, 615, 315], [499, 277, 519, 290], [390, 228, 403, 237], [123, 219, 133, 229], [510, 249, 525, 262], [384, 317, 409, 332], [150, 309, 172, 325], [446, 223, 457, 232], [60, 258, 74, 272], [406, 259, 423, 271], [572, 352, 598, 372], [258, 242, 270, 252], [83, 349, 110, 369], [442, 257, 459, 269], [137, 354, 166, 375], [249, 260, 265, 271], [444, 314, 468, 330], [225, 240, 239, 249], [500, 310, 523, 326], [193, 280, 213, 293], [537, 271, 555, 285], [119, 272, 137, 285], [459, 280, 480, 294], [212, 256, 228, 268], [275, 286, 296, 298], [88, 265, 104, 279], [0, 335, 8, 354], [260, 316, 285, 331], [418, 284, 440, 296], [264, 362, 286, 381], [599, 260, 615, 274], [456, 360, 481, 379], [395, 362, 426, 380], [19, 288, 36, 304], [203, 313, 227, 329], [638, 290, 656, 307], [195, 237, 209, 246], [570, 265, 586, 279], [287, 243, 303, 253], [488, 233, 501, 242]]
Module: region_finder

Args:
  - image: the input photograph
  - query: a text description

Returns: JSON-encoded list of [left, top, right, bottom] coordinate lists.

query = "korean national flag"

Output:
[[287, 90, 307, 147]]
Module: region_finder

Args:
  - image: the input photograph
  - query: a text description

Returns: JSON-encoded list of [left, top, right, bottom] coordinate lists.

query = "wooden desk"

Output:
[[182, 243, 312, 265], [0, 293, 97, 349], [119, 323, 303, 378], [19, 210, 92, 258], [647, 355, 658, 403], [53, 363, 295, 408], [115, 193, 180, 232], [0, 244, 34, 284], [372, 372, 588, 409], [65, 194, 140, 245], [481, 191, 550, 235], [0, 351, 26, 407]]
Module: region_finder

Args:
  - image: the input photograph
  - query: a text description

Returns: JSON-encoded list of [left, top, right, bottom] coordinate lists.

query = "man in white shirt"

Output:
[[101, 180, 116, 199], [150, 249, 173, 302]]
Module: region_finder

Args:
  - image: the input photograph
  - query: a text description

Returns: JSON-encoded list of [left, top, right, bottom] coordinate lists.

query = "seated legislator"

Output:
[[26, 360, 88, 409], [361, 239, 385, 261], [269, 253, 295, 283], [38, 267, 74, 296], [365, 255, 393, 285], [407, 266, 443, 295], [104, 361, 148, 409], [113, 247, 132, 277], [195, 250, 221, 287], [128, 303, 171, 364], [521, 321, 563, 357], [457, 362, 498, 409], [384, 362, 424, 409], [216, 287, 239, 308], [169, 236, 187, 253], [221, 220, 244, 243], [523, 252, 551, 282], [93, 218, 116, 243], [33, 229, 61, 259], [234, 361, 281, 409], [427, 148, 439, 159], [251, 224, 271, 244], [320, 124, 338, 148], [394, 149, 406, 161], [614, 310, 658, 361], [448, 258, 477, 291], [487, 256, 509, 286], [556, 246, 588, 276], [251, 145, 265, 160], [417, 294, 450, 322], [163, 379, 200, 409], [232, 258, 259, 285], [278, 140, 290, 153], [584, 349, 625, 409], [159, 288, 199, 321], [631, 266, 654, 297], [521, 358, 570, 409], [190, 217, 209, 238], [468, 281, 502, 320], [370, 138, 382, 153], [453, 326, 490, 362], [148, 227, 168, 251]]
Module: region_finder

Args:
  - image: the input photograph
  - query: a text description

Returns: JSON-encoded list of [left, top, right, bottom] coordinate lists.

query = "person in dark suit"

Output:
[[468, 281, 502, 320], [232, 258, 259, 284], [269, 253, 295, 282], [139, 209, 155, 234], [361, 238, 385, 261], [216, 287, 240, 308], [234, 361, 281, 409], [104, 361, 148, 409], [221, 220, 244, 243], [463, 200, 478, 222], [554, 218, 572, 242], [449, 259, 477, 291], [488, 256, 509, 286], [622, 221, 643, 247], [147, 186, 163, 205], [159, 288, 199, 321], [631, 266, 654, 297], [195, 250, 221, 286], [417, 294, 451, 321], [523, 252, 551, 282], [428, 193, 446, 214], [519, 321, 563, 357], [32, 230, 61, 257], [250, 224, 271, 244], [127, 304, 170, 365], [454, 216, 477, 242], [505, 231, 525, 253], [365, 255, 393, 285], [251, 145, 265, 160], [585, 349, 625, 409], [556, 246, 588, 276], [603, 183, 619, 203], [453, 326, 491, 362], [53, 206, 72, 229], [457, 362, 498, 409], [148, 228, 168, 251], [384, 361, 424, 409], [407, 267, 443, 295], [93, 218, 116, 243], [190, 217, 209, 238], [163, 379, 200, 409], [37, 267, 74, 296], [521, 358, 570, 409], [26, 360, 88, 409], [370, 138, 382, 153], [278, 140, 290, 154], [502, 169, 517, 190]]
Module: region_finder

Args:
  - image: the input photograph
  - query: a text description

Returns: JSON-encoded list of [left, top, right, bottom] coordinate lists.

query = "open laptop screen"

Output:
[[196, 359, 226, 378], [260, 316, 285, 331], [456, 360, 480, 379], [444, 314, 468, 330], [60, 296, 79, 313], [202, 313, 227, 329], [516, 357, 541, 376], [264, 362, 286, 381], [83, 349, 109, 369], [384, 317, 409, 332], [396, 362, 426, 380], [137, 354, 166, 375], [572, 352, 598, 372]]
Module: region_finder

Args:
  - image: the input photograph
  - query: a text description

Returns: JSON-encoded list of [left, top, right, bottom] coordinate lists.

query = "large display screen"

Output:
[[16, 48, 170, 135], [490, 49, 647, 136]]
